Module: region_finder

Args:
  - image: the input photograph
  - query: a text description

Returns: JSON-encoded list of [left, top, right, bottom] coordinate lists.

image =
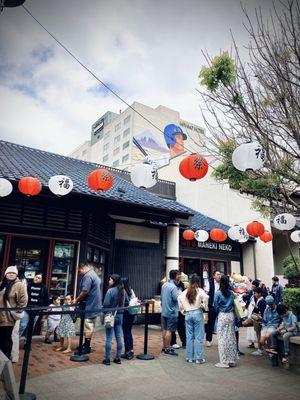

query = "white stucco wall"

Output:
[[115, 223, 160, 243], [273, 229, 299, 276]]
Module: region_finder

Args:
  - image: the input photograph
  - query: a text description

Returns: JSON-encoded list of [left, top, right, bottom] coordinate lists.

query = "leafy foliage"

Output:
[[282, 288, 300, 315], [283, 255, 300, 280], [199, 53, 236, 92]]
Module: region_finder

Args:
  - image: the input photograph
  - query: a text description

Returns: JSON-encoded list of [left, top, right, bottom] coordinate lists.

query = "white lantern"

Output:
[[0, 178, 13, 197], [195, 230, 209, 242], [238, 233, 249, 244], [48, 175, 73, 196], [232, 142, 266, 172], [228, 225, 248, 242], [290, 230, 300, 243], [273, 213, 296, 231], [131, 163, 158, 189]]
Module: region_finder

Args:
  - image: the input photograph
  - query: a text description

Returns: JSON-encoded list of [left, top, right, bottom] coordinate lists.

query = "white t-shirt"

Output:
[[178, 288, 209, 313]]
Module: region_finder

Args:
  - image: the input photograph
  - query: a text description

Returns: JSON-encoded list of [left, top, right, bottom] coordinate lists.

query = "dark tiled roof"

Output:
[[0, 140, 191, 217]]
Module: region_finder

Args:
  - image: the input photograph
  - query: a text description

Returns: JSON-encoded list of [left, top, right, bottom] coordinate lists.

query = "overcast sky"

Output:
[[0, 0, 278, 155]]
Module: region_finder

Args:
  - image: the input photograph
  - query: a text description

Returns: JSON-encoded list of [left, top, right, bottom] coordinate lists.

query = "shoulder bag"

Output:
[[104, 310, 117, 328]]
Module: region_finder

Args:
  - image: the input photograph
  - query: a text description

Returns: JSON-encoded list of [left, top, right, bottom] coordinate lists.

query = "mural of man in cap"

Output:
[[163, 124, 187, 158]]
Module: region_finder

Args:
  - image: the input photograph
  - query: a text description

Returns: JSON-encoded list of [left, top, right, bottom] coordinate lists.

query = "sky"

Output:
[[0, 0, 278, 155]]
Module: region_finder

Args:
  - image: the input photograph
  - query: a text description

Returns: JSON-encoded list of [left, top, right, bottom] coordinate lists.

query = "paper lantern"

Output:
[[0, 178, 13, 197], [232, 142, 266, 172], [290, 230, 300, 243], [194, 230, 209, 242], [179, 154, 208, 181], [238, 233, 249, 244], [273, 213, 296, 231], [88, 168, 113, 191], [210, 228, 227, 242], [228, 225, 248, 242], [246, 221, 265, 237], [131, 163, 158, 189], [18, 177, 41, 196], [260, 231, 273, 243], [48, 175, 73, 196], [182, 229, 195, 241]]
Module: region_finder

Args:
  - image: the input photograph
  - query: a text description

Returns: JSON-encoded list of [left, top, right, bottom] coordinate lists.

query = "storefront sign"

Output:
[[197, 241, 232, 252]]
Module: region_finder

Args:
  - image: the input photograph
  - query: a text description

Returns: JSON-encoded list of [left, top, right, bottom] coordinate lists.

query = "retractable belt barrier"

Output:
[[0, 302, 154, 400]]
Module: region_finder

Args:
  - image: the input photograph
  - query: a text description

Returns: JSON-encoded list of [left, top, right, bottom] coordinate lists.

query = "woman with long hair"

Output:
[[0, 266, 28, 359], [121, 277, 138, 360], [214, 274, 237, 368], [178, 275, 208, 364], [102, 274, 127, 365]]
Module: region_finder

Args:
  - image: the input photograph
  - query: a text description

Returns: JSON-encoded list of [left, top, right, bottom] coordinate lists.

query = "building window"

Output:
[[122, 154, 129, 163], [94, 130, 104, 140], [113, 160, 119, 167], [123, 128, 130, 138], [123, 140, 130, 150], [115, 122, 121, 132], [123, 115, 130, 125], [103, 154, 109, 162], [104, 143, 109, 152], [82, 149, 87, 156], [114, 135, 121, 145], [113, 147, 120, 156], [104, 131, 110, 140]]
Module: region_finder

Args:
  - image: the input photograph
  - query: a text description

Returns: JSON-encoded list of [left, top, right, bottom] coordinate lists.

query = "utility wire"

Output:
[[21, 4, 203, 160]]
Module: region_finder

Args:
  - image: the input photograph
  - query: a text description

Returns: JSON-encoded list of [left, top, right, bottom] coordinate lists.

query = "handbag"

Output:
[[233, 297, 246, 320], [128, 297, 140, 315], [104, 310, 117, 328], [6, 300, 24, 321]]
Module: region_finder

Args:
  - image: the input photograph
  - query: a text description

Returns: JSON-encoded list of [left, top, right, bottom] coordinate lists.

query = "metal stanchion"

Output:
[[136, 302, 154, 360], [70, 303, 89, 362], [19, 309, 37, 400]]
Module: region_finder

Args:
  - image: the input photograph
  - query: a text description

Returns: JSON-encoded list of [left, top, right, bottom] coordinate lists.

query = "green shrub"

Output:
[[282, 255, 300, 280], [199, 53, 236, 92], [282, 288, 300, 315]]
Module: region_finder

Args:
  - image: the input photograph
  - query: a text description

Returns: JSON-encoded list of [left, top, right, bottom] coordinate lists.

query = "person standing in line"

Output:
[[102, 274, 127, 365], [19, 273, 49, 339], [44, 296, 62, 344], [171, 272, 186, 349], [161, 269, 180, 356], [0, 266, 28, 359], [74, 263, 101, 354], [214, 275, 238, 368], [121, 277, 138, 360], [270, 276, 283, 304], [55, 294, 76, 353], [205, 270, 221, 347], [11, 266, 28, 363], [178, 275, 208, 364]]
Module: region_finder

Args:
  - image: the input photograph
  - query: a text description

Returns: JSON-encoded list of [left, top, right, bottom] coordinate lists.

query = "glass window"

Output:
[[115, 122, 121, 132], [122, 154, 129, 163], [123, 128, 130, 138], [50, 242, 76, 298], [103, 154, 109, 162], [114, 135, 121, 144], [123, 140, 130, 150], [104, 143, 109, 152], [113, 160, 119, 167], [124, 115, 130, 125], [113, 147, 120, 156]]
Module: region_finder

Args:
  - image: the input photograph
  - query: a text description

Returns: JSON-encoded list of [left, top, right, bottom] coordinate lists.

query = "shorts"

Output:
[[261, 326, 276, 336], [161, 316, 178, 332], [84, 317, 96, 334]]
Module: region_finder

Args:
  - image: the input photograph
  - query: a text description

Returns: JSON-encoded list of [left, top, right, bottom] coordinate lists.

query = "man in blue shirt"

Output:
[[161, 269, 180, 356], [75, 263, 101, 354], [258, 295, 281, 355]]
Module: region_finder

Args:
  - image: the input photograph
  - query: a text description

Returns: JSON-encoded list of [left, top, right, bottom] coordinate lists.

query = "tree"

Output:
[[197, 0, 300, 216]]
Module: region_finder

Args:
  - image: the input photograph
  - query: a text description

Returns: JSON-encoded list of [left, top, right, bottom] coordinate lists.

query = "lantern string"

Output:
[[21, 4, 214, 168]]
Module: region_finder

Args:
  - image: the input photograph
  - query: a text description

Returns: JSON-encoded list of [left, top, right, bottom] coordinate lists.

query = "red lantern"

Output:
[[260, 231, 273, 243], [210, 228, 227, 242], [18, 177, 41, 196], [179, 154, 208, 181], [246, 221, 265, 237], [88, 168, 113, 191], [182, 229, 195, 241]]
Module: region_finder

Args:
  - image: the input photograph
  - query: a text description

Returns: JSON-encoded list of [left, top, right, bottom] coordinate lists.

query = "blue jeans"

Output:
[[19, 311, 39, 339], [185, 309, 205, 361], [105, 314, 123, 359]]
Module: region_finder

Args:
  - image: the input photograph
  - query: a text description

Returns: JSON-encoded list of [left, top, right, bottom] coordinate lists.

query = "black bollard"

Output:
[[136, 302, 154, 360], [70, 303, 89, 362], [19, 309, 37, 400]]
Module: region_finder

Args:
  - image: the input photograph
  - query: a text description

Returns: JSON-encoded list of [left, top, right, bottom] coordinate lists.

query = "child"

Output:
[[266, 304, 298, 364], [55, 294, 76, 354], [44, 296, 62, 344]]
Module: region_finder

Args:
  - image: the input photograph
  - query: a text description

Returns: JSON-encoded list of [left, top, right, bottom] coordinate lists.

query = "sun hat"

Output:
[[5, 265, 18, 276], [265, 295, 275, 304]]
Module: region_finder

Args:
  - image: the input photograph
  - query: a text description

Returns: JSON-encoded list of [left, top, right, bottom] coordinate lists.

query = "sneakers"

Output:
[[75, 345, 91, 355], [113, 358, 121, 364], [247, 343, 255, 349], [172, 344, 181, 349], [229, 362, 237, 367], [237, 350, 245, 356], [186, 359, 193, 363], [102, 359, 110, 366], [162, 348, 178, 356], [206, 341, 212, 347], [195, 359, 205, 364], [251, 350, 263, 356], [121, 351, 134, 360], [215, 363, 229, 368], [44, 338, 52, 344]]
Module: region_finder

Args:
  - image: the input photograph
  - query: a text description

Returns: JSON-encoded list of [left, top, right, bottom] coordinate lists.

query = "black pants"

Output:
[[0, 326, 14, 359], [122, 311, 135, 353], [205, 306, 217, 342], [171, 312, 186, 347]]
